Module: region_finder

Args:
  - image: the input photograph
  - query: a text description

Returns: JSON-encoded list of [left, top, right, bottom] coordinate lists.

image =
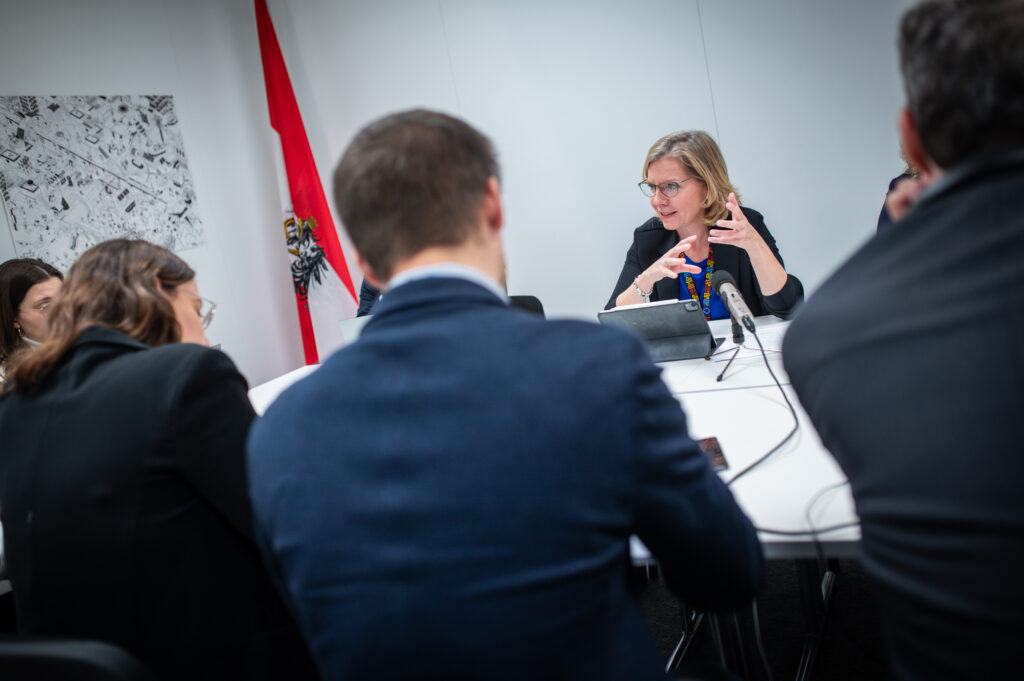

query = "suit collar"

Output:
[[369, 276, 508, 322], [387, 262, 508, 303], [917, 147, 1024, 211]]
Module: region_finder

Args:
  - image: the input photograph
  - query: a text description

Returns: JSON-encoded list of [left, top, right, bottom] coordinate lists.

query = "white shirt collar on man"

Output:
[[385, 263, 508, 304]]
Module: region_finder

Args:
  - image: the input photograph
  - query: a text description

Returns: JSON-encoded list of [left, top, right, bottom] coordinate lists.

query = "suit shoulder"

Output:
[[740, 205, 764, 220], [145, 341, 234, 367], [541, 318, 650, 357], [137, 343, 247, 389], [634, 216, 663, 235], [739, 206, 767, 228]]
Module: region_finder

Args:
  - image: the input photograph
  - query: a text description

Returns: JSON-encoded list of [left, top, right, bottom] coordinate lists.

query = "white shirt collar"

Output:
[[386, 263, 508, 303]]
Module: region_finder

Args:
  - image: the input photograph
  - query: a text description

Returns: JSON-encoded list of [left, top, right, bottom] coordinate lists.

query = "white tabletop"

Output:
[[634, 316, 860, 562], [657, 316, 790, 395], [248, 364, 320, 415]]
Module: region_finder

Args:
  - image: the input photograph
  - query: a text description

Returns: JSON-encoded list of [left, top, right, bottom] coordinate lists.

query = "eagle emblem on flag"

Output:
[[284, 216, 328, 301]]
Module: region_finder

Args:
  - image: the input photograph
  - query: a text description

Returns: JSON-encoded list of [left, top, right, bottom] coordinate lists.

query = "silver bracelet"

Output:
[[632, 276, 652, 302]]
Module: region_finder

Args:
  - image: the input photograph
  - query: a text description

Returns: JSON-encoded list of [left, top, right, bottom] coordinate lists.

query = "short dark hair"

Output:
[[0, 258, 63, 364], [899, 0, 1024, 169], [332, 109, 500, 281]]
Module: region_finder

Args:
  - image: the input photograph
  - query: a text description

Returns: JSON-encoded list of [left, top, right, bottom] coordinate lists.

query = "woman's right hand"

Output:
[[635, 235, 702, 293]]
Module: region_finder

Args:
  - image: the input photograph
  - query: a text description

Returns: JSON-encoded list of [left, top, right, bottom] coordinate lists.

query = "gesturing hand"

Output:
[[709, 193, 767, 253], [637, 235, 702, 293], [884, 176, 928, 223]]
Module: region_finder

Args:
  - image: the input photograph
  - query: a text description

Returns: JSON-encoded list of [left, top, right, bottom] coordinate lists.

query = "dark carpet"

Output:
[[635, 558, 891, 681]]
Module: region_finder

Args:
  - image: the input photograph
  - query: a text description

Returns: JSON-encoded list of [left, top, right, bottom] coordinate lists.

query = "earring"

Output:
[[14, 325, 22, 338]]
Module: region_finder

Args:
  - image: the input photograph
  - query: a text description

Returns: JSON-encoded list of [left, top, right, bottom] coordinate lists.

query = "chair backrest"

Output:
[[0, 637, 158, 681], [509, 294, 545, 318]]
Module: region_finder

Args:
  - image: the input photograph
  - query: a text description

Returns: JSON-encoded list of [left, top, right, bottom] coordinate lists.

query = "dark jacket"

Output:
[[876, 172, 913, 232], [783, 148, 1024, 681], [248, 276, 763, 681], [0, 327, 316, 681], [356, 280, 380, 317], [605, 207, 803, 317]]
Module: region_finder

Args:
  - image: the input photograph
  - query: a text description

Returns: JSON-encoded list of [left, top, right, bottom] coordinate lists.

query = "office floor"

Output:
[[0, 561, 887, 679], [636, 558, 891, 681]]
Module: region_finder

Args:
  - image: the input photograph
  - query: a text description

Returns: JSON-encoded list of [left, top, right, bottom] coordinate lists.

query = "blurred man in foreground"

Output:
[[784, 1, 1024, 679]]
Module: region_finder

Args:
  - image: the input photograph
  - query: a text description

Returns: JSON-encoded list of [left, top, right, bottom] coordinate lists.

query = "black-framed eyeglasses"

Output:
[[638, 177, 694, 198]]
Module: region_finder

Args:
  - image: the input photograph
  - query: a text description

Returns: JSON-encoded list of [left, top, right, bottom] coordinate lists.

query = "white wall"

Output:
[[0, 0, 304, 384], [700, 0, 914, 293], [0, 0, 916, 384]]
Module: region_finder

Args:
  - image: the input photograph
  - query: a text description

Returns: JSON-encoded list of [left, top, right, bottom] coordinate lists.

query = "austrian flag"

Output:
[[255, 0, 358, 364]]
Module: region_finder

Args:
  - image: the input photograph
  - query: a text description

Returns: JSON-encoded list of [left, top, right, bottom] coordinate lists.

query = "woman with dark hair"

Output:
[[606, 130, 803, 319], [0, 258, 63, 375], [0, 240, 317, 681]]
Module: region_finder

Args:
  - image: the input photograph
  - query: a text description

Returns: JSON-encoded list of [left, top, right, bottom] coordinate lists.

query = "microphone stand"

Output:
[[731, 318, 745, 344], [716, 319, 745, 382], [716, 346, 741, 382]]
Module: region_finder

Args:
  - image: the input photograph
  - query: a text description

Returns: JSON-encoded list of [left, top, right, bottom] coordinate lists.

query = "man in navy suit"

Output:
[[246, 109, 762, 680]]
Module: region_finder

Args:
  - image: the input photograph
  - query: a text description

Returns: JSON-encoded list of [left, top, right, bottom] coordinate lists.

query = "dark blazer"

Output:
[[247, 276, 763, 681], [783, 149, 1024, 681], [876, 173, 912, 232], [356, 279, 380, 317], [0, 327, 317, 681], [605, 207, 803, 317]]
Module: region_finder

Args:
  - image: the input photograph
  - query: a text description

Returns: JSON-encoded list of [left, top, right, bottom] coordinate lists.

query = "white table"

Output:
[[248, 364, 320, 415], [633, 316, 859, 561], [633, 317, 860, 680]]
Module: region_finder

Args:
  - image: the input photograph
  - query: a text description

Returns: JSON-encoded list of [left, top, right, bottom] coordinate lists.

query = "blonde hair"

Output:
[[642, 130, 740, 227], [3, 239, 194, 392]]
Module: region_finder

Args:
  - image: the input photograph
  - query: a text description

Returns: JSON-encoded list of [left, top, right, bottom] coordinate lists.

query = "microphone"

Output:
[[731, 318, 745, 344], [711, 271, 756, 333]]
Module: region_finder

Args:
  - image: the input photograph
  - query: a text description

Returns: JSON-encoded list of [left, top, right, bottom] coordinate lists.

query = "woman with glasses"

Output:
[[606, 130, 802, 319], [0, 239, 317, 681], [0, 258, 63, 377]]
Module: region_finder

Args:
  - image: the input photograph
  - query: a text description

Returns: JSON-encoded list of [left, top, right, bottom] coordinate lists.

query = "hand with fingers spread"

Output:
[[640, 235, 702, 288], [709, 192, 789, 296], [709, 193, 767, 252], [617, 236, 702, 306]]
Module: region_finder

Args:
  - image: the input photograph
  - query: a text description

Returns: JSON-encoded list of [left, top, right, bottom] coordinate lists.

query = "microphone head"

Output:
[[710, 270, 737, 296]]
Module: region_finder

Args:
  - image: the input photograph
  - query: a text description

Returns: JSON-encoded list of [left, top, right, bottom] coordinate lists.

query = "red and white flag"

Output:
[[255, 0, 358, 365]]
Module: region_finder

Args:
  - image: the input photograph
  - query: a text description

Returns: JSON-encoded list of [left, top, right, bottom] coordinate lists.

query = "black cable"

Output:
[[804, 480, 852, 571], [753, 521, 860, 536], [725, 328, 800, 487], [750, 598, 775, 681]]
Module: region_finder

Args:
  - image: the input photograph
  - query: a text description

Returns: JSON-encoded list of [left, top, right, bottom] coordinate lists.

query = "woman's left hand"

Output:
[[709, 192, 789, 296], [708, 193, 767, 253]]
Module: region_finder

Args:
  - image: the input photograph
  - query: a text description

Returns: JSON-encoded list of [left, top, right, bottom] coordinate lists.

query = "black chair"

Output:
[[509, 294, 545, 318], [0, 637, 158, 681]]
